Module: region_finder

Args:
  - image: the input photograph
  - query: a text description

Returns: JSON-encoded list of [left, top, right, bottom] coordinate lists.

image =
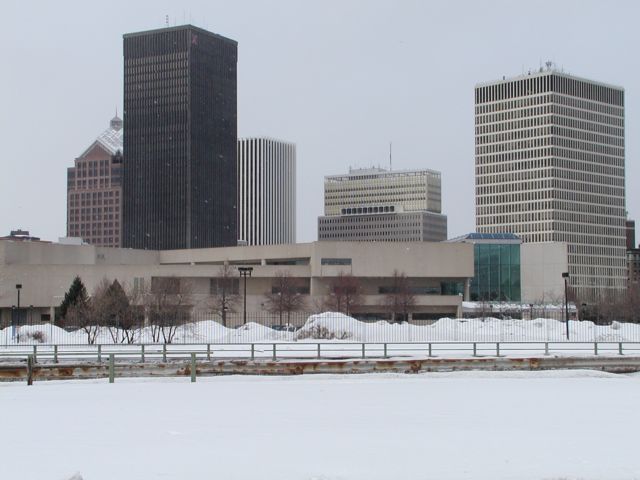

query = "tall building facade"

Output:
[[238, 138, 296, 245], [122, 25, 238, 250], [318, 167, 447, 242], [67, 116, 123, 247], [475, 67, 626, 299]]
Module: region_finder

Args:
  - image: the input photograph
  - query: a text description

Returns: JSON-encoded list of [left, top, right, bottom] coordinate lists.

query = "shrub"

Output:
[[296, 325, 351, 340], [27, 331, 46, 343]]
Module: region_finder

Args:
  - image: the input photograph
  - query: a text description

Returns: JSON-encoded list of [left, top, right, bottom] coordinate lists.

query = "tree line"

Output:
[[57, 268, 419, 342]]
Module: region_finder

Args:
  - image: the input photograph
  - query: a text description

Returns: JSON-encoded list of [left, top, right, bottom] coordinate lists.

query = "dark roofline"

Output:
[[123, 24, 237, 45]]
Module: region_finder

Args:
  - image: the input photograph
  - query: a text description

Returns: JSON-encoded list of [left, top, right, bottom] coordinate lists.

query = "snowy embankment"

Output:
[[2, 371, 640, 480], [1, 312, 639, 345]]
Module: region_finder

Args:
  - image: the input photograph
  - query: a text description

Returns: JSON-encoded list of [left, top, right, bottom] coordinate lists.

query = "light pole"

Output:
[[13, 284, 22, 340], [238, 267, 253, 325], [562, 272, 569, 340]]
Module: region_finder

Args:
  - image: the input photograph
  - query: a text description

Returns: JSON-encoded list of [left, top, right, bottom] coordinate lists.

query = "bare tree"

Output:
[[263, 271, 307, 325], [146, 277, 192, 343], [90, 279, 130, 343], [63, 280, 100, 345], [323, 273, 362, 316], [120, 283, 144, 343], [210, 264, 240, 327], [380, 270, 415, 322], [622, 285, 640, 323]]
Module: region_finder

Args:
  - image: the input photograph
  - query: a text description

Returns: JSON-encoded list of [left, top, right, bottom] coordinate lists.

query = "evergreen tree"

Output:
[[60, 276, 89, 319]]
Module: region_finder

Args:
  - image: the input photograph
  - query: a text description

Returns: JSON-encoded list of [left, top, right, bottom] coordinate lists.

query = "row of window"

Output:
[[476, 125, 550, 145], [477, 148, 624, 176], [476, 74, 623, 107], [476, 104, 551, 126]]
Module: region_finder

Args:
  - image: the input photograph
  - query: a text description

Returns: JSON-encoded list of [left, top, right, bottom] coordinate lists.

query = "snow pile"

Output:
[[1, 314, 640, 345]]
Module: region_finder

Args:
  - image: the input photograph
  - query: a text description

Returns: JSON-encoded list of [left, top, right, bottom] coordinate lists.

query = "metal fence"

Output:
[[1, 310, 640, 346]]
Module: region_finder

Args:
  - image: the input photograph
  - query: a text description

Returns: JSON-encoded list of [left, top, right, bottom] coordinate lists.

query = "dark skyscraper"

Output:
[[122, 25, 238, 250]]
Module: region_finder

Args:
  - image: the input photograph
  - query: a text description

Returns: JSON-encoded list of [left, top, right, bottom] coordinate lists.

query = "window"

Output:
[[321, 258, 352, 266]]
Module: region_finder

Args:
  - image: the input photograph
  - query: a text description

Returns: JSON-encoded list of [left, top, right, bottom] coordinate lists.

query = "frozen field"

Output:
[[2, 371, 640, 480]]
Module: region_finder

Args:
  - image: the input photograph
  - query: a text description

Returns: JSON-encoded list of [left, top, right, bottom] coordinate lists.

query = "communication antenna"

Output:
[[165, 15, 169, 27], [389, 142, 392, 171]]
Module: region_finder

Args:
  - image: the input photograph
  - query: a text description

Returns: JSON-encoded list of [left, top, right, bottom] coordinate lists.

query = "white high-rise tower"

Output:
[[238, 138, 296, 245], [475, 66, 626, 299]]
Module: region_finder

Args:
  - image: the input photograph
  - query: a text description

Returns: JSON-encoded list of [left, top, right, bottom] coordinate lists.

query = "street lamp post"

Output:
[[562, 272, 569, 340], [13, 284, 22, 340], [238, 267, 253, 325]]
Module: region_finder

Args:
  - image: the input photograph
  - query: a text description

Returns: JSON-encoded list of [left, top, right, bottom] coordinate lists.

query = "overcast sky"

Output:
[[1, 0, 638, 244]]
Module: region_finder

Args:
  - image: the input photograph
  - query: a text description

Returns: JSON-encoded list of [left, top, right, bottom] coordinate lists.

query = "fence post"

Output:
[[594, 342, 598, 356], [162, 343, 167, 362], [473, 343, 477, 357], [544, 342, 549, 356], [26, 355, 34, 386], [272, 344, 277, 361], [207, 344, 211, 361], [317, 343, 321, 359], [53, 345, 58, 364], [190, 353, 196, 383], [496, 342, 500, 357], [383, 343, 388, 358], [141, 344, 145, 363], [361, 343, 365, 359], [251, 344, 255, 361], [97, 344, 102, 363], [108, 354, 114, 384], [619, 342, 623, 356], [428, 343, 433, 357]]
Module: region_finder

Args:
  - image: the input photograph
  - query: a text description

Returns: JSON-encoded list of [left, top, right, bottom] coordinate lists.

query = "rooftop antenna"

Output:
[[389, 142, 392, 171]]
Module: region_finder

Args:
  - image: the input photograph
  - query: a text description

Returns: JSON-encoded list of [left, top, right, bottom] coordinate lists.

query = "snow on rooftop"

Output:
[[96, 126, 123, 155], [78, 116, 123, 158]]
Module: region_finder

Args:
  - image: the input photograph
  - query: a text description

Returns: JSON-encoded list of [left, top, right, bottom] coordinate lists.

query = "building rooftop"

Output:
[[475, 63, 624, 91], [78, 118, 123, 158], [326, 167, 441, 182], [448, 232, 521, 243], [123, 24, 237, 46]]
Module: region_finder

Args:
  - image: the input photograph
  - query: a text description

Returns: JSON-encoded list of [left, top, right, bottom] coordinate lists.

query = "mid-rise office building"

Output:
[[67, 116, 123, 247], [238, 138, 296, 245], [626, 220, 636, 250], [122, 25, 238, 250], [475, 66, 626, 299], [318, 167, 447, 242]]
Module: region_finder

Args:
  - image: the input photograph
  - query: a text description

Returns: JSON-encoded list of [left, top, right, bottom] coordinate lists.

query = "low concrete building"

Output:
[[0, 240, 473, 325], [450, 233, 568, 304], [520, 242, 569, 303]]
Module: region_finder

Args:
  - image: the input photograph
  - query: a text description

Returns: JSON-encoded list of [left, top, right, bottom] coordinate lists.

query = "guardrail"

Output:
[[2, 341, 640, 365]]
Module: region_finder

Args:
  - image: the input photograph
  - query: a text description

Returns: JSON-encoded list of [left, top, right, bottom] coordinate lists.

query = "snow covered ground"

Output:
[[2, 312, 640, 346], [2, 371, 640, 480]]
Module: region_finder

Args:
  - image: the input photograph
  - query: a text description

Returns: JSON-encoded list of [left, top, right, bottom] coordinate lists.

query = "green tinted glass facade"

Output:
[[470, 243, 520, 301]]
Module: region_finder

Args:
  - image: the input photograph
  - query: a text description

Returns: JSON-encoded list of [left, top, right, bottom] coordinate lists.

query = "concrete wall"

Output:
[[521, 242, 568, 303]]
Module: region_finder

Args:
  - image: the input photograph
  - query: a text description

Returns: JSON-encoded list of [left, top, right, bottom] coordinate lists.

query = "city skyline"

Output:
[[1, 1, 639, 244]]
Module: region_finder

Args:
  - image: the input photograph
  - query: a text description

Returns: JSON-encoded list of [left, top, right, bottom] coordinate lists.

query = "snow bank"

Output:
[[1, 313, 639, 345]]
